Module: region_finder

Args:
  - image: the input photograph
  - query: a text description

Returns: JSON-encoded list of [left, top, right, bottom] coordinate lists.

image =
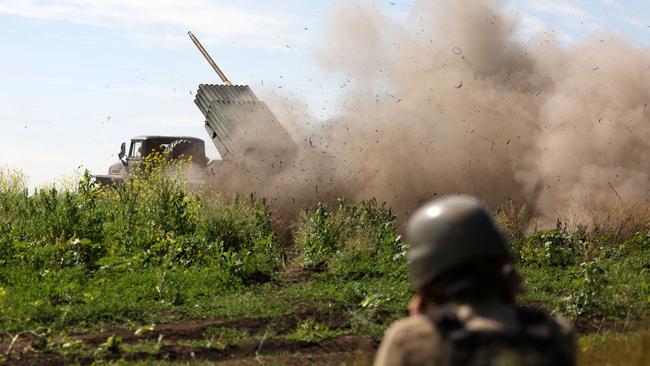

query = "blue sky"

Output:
[[1, 0, 649, 187]]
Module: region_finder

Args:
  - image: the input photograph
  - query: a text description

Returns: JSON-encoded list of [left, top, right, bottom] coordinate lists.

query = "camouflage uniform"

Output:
[[375, 195, 576, 366], [374, 301, 576, 366]]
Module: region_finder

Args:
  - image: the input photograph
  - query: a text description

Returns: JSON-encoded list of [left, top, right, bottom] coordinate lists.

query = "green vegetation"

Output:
[[0, 160, 649, 364], [514, 221, 650, 319], [285, 318, 345, 343], [294, 199, 406, 278]]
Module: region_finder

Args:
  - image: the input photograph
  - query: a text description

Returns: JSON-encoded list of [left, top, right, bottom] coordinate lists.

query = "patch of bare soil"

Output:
[[574, 317, 648, 335], [5, 334, 376, 365], [1, 307, 371, 365]]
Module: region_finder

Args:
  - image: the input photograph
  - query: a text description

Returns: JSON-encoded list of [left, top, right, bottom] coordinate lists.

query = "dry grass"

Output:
[[494, 198, 650, 244], [493, 200, 534, 240], [568, 199, 650, 242], [579, 331, 650, 366]]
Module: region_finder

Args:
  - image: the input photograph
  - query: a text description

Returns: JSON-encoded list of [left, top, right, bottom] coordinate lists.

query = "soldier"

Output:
[[375, 195, 575, 366]]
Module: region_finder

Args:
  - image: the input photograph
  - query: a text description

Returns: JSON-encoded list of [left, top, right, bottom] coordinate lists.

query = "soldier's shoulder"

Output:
[[383, 315, 439, 344], [375, 315, 442, 366], [553, 314, 576, 337], [517, 306, 575, 335], [519, 307, 576, 353]]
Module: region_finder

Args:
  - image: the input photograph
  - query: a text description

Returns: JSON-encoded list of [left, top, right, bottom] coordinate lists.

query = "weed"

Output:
[[512, 221, 588, 267], [294, 199, 405, 279], [494, 200, 533, 240], [123, 335, 165, 356], [560, 260, 607, 317], [285, 318, 345, 343], [134, 324, 155, 337], [203, 326, 249, 346], [95, 334, 123, 358], [177, 328, 248, 352]]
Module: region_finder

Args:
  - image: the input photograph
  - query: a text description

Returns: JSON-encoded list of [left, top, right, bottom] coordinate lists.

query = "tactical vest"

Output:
[[427, 306, 574, 366]]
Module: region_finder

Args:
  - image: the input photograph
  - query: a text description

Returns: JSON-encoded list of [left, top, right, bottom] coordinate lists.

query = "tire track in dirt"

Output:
[[5, 334, 377, 365], [1, 303, 371, 365]]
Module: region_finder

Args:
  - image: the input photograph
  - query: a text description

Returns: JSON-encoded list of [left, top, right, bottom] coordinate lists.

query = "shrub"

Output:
[[98, 153, 203, 253], [493, 200, 533, 240], [294, 199, 406, 279], [0, 157, 280, 284], [199, 194, 280, 283], [512, 221, 589, 267], [560, 260, 607, 317]]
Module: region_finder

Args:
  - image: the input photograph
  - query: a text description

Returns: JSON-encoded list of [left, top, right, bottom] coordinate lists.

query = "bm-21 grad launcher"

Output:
[[188, 31, 295, 162], [92, 33, 295, 186]]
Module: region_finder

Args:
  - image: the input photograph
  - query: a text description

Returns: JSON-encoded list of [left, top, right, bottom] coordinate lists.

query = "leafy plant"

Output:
[[95, 334, 123, 358], [285, 318, 344, 343], [512, 221, 588, 267], [294, 199, 405, 278], [560, 260, 607, 317], [202, 327, 249, 350]]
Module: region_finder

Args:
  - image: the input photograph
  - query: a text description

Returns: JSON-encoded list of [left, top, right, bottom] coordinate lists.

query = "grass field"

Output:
[[0, 160, 648, 365]]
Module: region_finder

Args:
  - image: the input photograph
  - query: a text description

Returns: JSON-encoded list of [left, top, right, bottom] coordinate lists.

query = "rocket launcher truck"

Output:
[[93, 32, 295, 185]]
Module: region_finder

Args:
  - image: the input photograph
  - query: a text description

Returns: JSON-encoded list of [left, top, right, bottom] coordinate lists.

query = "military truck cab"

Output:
[[93, 135, 210, 185]]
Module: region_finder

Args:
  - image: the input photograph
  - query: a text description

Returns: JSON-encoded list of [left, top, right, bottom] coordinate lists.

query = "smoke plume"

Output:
[[209, 0, 650, 223]]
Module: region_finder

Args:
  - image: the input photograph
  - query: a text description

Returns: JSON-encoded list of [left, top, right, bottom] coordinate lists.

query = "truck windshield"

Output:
[[129, 141, 143, 159]]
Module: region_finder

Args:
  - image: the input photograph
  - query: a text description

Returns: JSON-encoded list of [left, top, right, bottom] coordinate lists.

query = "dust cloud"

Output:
[[209, 0, 650, 223]]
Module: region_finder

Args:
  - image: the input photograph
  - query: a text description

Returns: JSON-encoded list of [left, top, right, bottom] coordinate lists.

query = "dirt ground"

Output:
[[5, 311, 647, 365], [2, 267, 645, 365], [1, 311, 379, 365]]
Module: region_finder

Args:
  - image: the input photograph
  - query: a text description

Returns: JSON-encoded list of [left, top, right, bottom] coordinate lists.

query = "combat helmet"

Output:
[[407, 195, 512, 291]]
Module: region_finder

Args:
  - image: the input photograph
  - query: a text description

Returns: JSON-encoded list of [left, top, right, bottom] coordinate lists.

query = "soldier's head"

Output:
[[407, 195, 520, 305]]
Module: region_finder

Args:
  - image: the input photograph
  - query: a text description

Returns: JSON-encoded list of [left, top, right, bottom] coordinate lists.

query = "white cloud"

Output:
[[0, 0, 302, 49], [622, 15, 649, 29], [85, 84, 188, 99], [525, 0, 590, 18]]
